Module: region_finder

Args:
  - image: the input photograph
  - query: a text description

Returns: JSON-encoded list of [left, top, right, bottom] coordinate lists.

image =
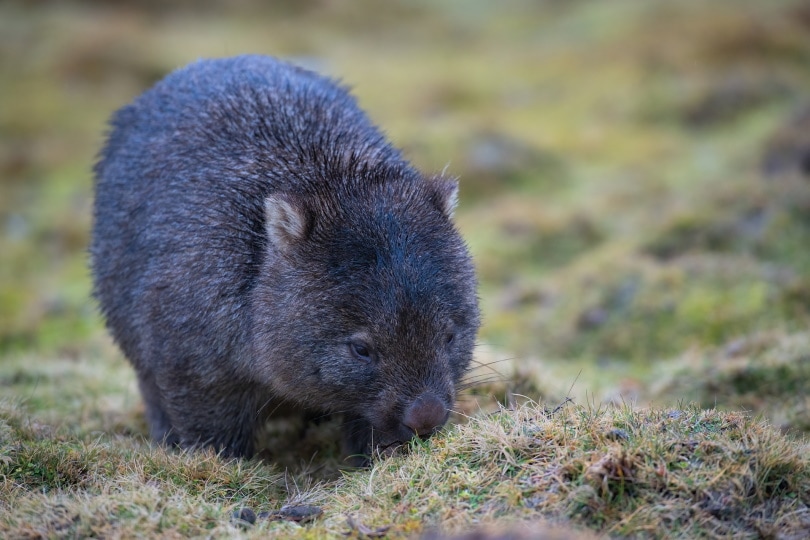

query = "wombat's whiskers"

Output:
[[456, 377, 504, 392], [457, 355, 513, 392]]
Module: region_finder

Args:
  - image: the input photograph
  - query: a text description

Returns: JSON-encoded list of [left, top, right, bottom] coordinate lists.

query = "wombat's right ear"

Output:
[[264, 194, 311, 251], [430, 177, 460, 219]]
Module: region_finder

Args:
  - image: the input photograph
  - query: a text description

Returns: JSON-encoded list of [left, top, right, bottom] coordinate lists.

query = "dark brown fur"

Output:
[[91, 55, 480, 462]]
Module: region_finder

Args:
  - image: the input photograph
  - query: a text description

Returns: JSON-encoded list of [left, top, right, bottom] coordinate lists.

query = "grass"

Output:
[[2, 0, 810, 537], [3, 397, 808, 538], [1, 398, 288, 538]]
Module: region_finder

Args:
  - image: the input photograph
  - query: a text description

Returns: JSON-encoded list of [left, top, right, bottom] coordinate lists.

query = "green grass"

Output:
[[3, 398, 808, 538], [2, 0, 810, 537]]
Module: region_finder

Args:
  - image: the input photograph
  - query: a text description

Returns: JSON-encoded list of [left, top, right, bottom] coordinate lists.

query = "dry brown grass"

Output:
[[5, 396, 807, 538]]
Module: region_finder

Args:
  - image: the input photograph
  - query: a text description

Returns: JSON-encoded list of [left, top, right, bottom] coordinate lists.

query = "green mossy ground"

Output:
[[2, 0, 809, 537]]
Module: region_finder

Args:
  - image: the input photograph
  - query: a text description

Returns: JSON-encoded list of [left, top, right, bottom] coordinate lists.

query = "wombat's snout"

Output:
[[402, 393, 450, 439]]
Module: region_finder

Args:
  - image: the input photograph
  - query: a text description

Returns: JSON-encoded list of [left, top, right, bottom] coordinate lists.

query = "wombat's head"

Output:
[[252, 162, 480, 454]]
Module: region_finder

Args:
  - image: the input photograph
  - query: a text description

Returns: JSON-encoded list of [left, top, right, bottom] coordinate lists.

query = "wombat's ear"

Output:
[[265, 194, 311, 251], [430, 177, 460, 218]]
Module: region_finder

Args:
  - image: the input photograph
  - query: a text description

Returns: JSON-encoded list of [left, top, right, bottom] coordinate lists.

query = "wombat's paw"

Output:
[[342, 442, 404, 468], [376, 442, 406, 460], [343, 453, 372, 468]]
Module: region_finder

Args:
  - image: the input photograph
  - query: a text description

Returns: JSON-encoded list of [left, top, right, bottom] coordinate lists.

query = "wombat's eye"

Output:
[[349, 341, 374, 363], [445, 333, 455, 345]]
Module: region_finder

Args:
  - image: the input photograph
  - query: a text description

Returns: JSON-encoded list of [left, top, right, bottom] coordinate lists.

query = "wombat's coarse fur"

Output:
[[91, 55, 480, 462]]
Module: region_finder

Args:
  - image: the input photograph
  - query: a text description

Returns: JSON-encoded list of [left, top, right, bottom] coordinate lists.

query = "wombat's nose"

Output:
[[402, 393, 449, 438]]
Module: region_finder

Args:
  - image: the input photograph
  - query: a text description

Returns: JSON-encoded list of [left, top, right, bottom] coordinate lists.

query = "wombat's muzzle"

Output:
[[401, 392, 450, 439]]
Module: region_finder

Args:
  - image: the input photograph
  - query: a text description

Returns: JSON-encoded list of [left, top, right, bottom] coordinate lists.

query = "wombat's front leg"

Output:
[[157, 379, 260, 458], [341, 413, 373, 467], [136, 370, 180, 447]]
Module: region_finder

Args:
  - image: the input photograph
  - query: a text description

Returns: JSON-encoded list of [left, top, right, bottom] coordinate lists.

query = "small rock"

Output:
[[278, 504, 323, 523], [605, 428, 630, 441], [231, 507, 256, 527], [260, 504, 323, 524]]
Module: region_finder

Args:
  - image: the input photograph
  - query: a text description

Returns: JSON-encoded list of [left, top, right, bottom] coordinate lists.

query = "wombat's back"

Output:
[[91, 55, 404, 372]]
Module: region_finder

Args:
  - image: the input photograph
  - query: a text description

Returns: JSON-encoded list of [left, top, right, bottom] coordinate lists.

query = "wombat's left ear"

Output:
[[265, 193, 312, 252], [431, 177, 460, 218]]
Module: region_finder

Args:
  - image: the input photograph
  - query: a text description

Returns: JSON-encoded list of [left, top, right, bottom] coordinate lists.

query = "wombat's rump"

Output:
[[91, 55, 480, 461]]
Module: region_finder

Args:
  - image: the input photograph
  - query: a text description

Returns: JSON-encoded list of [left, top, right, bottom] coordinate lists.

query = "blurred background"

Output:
[[1, 0, 809, 437]]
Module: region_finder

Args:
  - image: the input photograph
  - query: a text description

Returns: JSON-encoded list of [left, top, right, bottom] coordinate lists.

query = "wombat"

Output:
[[90, 55, 480, 462]]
